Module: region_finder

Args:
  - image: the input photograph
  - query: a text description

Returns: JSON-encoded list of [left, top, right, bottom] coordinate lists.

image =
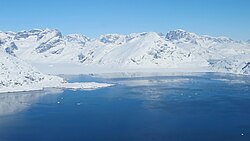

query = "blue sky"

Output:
[[0, 0, 250, 40]]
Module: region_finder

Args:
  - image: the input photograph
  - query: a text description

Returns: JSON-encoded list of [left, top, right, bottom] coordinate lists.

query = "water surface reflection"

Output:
[[0, 73, 249, 141]]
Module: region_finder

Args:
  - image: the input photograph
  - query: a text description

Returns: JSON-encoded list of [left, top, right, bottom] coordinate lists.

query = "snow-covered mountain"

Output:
[[0, 29, 250, 75], [0, 50, 64, 93], [211, 55, 250, 75], [0, 49, 113, 93], [165, 30, 250, 74]]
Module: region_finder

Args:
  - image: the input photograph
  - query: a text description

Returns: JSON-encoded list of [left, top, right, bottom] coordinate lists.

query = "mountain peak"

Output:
[[165, 29, 198, 41], [40, 28, 62, 38], [175, 29, 186, 32], [138, 32, 163, 40], [14, 28, 62, 40], [99, 32, 163, 45], [65, 34, 90, 43], [202, 35, 233, 43], [99, 34, 126, 44]]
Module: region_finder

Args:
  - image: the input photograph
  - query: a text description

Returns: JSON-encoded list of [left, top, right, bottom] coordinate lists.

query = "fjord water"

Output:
[[0, 73, 250, 141]]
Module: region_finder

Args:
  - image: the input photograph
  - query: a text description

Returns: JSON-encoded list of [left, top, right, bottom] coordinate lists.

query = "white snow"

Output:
[[211, 54, 250, 75], [0, 28, 250, 75], [60, 82, 113, 90], [0, 50, 113, 93]]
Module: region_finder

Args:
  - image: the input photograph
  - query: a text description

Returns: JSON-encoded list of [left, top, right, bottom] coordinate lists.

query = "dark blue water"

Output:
[[0, 73, 250, 141]]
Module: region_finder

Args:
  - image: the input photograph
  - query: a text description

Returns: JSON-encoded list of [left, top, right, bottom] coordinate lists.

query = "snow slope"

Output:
[[211, 55, 250, 75], [165, 30, 250, 75], [0, 50, 64, 93], [1, 29, 250, 75], [0, 50, 113, 93]]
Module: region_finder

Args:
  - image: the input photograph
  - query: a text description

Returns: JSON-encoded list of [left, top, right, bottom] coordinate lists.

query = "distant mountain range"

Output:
[[0, 28, 249, 75]]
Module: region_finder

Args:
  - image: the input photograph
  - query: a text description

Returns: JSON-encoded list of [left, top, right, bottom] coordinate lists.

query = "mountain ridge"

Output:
[[0, 28, 249, 75]]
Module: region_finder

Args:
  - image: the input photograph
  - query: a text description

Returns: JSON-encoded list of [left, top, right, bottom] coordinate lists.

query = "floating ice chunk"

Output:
[[76, 102, 82, 106]]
